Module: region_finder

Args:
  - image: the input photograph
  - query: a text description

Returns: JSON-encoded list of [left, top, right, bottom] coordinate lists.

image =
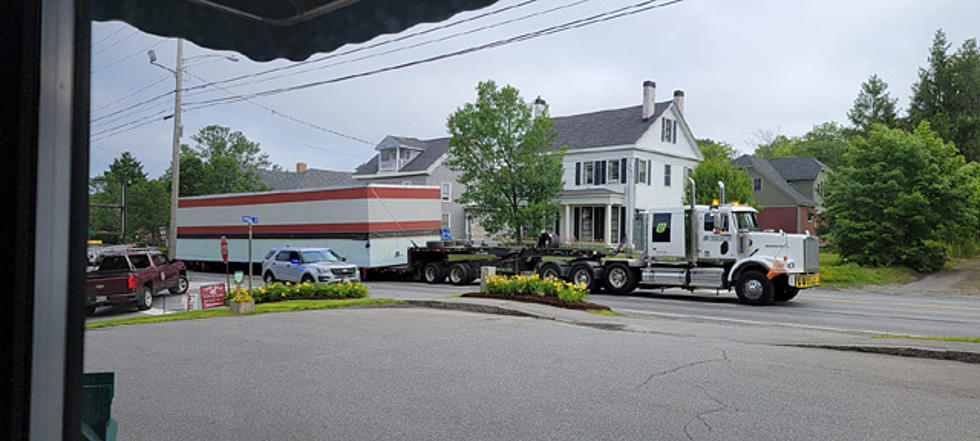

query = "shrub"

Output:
[[224, 281, 369, 305], [483, 274, 588, 303]]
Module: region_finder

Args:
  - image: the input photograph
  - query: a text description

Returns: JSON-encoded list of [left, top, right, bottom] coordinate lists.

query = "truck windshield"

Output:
[[300, 250, 340, 263], [734, 212, 759, 231]]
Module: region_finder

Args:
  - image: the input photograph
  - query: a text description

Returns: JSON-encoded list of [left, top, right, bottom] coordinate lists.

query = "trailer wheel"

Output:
[[423, 262, 446, 284], [569, 264, 599, 292], [537, 262, 563, 280], [447, 263, 471, 285], [735, 271, 774, 305], [603, 263, 638, 294]]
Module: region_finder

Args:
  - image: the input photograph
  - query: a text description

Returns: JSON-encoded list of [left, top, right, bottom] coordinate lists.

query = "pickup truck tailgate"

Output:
[[86, 272, 131, 298]]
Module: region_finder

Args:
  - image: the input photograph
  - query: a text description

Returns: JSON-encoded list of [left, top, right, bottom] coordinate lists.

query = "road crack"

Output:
[[635, 349, 730, 390]]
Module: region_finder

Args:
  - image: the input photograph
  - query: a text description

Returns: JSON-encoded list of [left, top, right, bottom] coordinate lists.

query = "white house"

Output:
[[353, 80, 702, 246]]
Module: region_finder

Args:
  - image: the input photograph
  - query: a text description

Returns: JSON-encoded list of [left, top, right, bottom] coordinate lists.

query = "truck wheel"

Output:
[[423, 262, 446, 284], [537, 262, 562, 280], [169, 274, 189, 294], [603, 263, 638, 294], [735, 271, 774, 305], [86, 305, 97, 316], [447, 263, 471, 285], [775, 286, 800, 301], [569, 264, 599, 292], [136, 285, 153, 311], [263, 271, 276, 285]]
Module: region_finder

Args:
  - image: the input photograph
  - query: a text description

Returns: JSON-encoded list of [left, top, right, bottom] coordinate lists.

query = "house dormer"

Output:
[[376, 136, 425, 172]]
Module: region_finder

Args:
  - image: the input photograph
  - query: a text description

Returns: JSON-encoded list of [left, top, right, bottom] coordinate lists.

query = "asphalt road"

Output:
[[85, 307, 980, 441], [89, 270, 980, 339]]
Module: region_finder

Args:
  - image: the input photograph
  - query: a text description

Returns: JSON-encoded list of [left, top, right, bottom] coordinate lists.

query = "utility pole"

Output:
[[168, 38, 183, 260], [120, 180, 127, 243]]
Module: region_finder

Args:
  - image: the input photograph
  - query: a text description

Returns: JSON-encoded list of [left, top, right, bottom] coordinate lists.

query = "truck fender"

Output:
[[728, 258, 773, 283]]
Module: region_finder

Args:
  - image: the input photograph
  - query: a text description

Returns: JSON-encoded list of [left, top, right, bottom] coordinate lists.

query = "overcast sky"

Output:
[[89, 0, 980, 178]]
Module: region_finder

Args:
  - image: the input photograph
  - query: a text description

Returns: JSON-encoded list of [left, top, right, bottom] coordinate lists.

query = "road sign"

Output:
[[234, 271, 244, 285], [241, 215, 259, 224], [220, 235, 229, 263], [200, 284, 226, 309]]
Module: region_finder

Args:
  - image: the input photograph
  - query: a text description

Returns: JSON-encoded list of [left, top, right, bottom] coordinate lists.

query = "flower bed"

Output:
[[224, 281, 369, 305], [483, 274, 588, 303]]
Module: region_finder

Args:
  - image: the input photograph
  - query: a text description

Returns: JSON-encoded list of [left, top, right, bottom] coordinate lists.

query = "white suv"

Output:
[[261, 247, 360, 284]]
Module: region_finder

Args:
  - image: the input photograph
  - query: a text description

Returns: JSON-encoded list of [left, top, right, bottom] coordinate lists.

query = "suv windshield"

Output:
[[734, 212, 759, 231], [300, 250, 340, 263]]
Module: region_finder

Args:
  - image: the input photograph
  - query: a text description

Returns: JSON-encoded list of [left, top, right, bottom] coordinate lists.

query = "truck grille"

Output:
[[804, 237, 819, 272]]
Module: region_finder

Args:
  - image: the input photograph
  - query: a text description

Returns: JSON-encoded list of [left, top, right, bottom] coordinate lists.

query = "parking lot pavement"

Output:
[[85, 306, 980, 441]]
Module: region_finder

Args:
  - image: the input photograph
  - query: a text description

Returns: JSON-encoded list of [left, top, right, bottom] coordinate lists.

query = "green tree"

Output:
[[126, 179, 170, 245], [752, 129, 796, 159], [685, 157, 754, 206], [789, 122, 853, 170], [847, 74, 898, 132], [908, 30, 980, 162], [164, 125, 276, 196], [445, 81, 566, 242], [696, 138, 738, 161], [823, 122, 978, 271], [89, 152, 150, 242]]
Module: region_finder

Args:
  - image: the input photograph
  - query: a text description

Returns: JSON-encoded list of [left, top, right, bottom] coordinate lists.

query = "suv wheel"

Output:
[[263, 271, 276, 285], [136, 285, 153, 311], [301, 274, 315, 284]]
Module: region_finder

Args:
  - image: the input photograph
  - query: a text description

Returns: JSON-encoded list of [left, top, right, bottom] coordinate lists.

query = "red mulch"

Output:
[[460, 292, 611, 311]]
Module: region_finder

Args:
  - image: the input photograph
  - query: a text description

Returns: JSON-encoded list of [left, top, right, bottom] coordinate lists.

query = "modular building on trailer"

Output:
[[176, 185, 442, 268]]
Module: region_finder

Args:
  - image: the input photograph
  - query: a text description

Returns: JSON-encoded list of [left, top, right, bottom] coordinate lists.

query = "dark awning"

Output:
[[91, 0, 499, 61]]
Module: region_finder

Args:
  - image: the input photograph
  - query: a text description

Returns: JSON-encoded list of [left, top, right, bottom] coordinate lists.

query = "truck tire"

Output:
[[537, 262, 563, 280], [86, 305, 97, 316], [169, 274, 189, 294], [447, 263, 471, 285], [603, 262, 638, 294], [569, 263, 600, 293], [423, 262, 446, 284], [136, 285, 153, 311], [735, 271, 774, 305], [775, 286, 800, 302]]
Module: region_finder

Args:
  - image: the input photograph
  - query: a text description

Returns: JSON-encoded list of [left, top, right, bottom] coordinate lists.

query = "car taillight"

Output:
[[128, 274, 136, 290]]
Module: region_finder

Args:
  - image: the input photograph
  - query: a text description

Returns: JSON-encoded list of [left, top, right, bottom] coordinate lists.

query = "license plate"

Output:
[[95, 296, 107, 302], [794, 273, 819, 288]]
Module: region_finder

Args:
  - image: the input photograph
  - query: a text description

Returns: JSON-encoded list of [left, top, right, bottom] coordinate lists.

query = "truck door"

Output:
[[152, 253, 178, 289], [648, 209, 685, 258], [700, 211, 734, 260]]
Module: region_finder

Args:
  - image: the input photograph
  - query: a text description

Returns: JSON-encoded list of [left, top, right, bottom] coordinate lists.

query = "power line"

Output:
[[91, 28, 139, 57], [91, 24, 128, 49], [184, 0, 592, 97], [183, 0, 683, 110], [180, 0, 542, 95], [92, 74, 171, 113], [93, 39, 166, 74]]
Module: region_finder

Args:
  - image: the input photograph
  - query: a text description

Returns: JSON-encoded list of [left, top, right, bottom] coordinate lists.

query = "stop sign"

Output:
[[220, 236, 229, 263]]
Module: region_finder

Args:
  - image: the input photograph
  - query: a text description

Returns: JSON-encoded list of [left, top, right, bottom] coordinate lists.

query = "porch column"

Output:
[[564, 204, 572, 242], [604, 203, 613, 245]]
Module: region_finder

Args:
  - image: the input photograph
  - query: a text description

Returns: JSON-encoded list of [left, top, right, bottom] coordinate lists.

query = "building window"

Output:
[[610, 207, 620, 243], [581, 207, 593, 241], [753, 178, 762, 191], [637, 160, 647, 185], [664, 164, 671, 186], [608, 160, 619, 183], [379, 148, 397, 171], [440, 182, 452, 202], [816, 181, 825, 197], [441, 213, 451, 230], [584, 162, 594, 185], [662, 118, 676, 143]]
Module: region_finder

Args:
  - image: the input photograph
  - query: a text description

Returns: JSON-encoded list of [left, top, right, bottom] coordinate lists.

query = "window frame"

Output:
[[608, 160, 619, 183], [441, 213, 451, 230], [584, 162, 595, 185], [664, 164, 671, 187], [753, 178, 762, 191], [440, 182, 452, 202]]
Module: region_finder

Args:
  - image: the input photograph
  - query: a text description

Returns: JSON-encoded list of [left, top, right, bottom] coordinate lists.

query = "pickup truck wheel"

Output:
[[423, 262, 446, 284], [537, 263, 562, 280], [86, 305, 97, 316], [603, 263, 638, 294], [775, 286, 800, 301], [263, 271, 276, 285], [169, 275, 189, 294], [136, 286, 153, 311], [735, 271, 774, 306], [448, 263, 471, 285], [569, 264, 599, 292]]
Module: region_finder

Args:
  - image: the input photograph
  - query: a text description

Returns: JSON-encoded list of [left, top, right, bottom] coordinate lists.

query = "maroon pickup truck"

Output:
[[86, 250, 189, 314]]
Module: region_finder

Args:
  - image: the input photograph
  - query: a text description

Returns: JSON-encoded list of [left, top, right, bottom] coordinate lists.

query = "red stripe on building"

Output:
[[178, 187, 440, 208], [177, 220, 442, 235]]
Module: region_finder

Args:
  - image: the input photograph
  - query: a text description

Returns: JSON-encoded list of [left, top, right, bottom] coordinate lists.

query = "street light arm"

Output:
[[149, 61, 177, 75]]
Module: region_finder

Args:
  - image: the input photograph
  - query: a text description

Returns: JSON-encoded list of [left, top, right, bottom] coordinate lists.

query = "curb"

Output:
[[404, 299, 544, 319], [783, 344, 980, 364]]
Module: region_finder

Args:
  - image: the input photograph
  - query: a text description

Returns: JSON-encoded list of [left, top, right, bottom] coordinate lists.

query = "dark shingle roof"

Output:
[[259, 168, 355, 190], [732, 155, 814, 206], [767, 157, 828, 181], [354, 102, 674, 176]]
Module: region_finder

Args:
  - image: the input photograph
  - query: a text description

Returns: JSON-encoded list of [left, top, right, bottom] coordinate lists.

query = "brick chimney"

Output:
[[296, 162, 307, 173], [673, 90, 685, 114], [642, 80, 656, 120]]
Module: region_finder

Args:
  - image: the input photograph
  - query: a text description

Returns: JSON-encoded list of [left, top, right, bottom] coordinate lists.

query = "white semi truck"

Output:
[[415, 179, 819, 305]]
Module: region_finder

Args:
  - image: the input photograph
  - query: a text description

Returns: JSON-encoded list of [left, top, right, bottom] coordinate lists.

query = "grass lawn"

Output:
[[86, 298, 405, 329], [819, 250, 915, 288], [872, 334, 980, 344]]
